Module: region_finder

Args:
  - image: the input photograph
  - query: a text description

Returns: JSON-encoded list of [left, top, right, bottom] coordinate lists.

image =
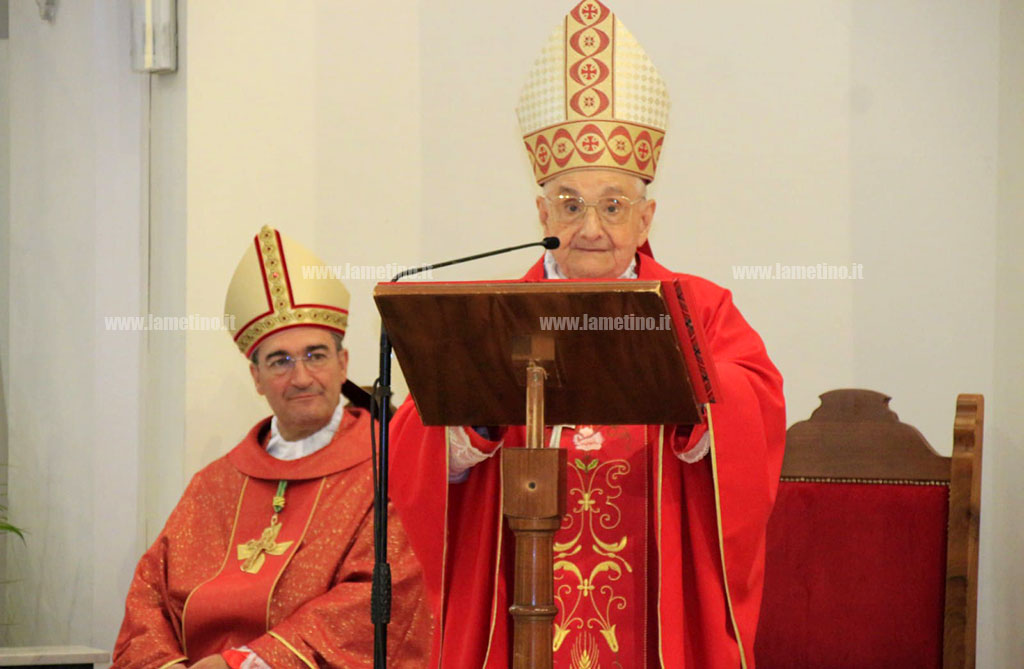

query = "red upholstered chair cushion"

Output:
[[755, 480, 949, 669]]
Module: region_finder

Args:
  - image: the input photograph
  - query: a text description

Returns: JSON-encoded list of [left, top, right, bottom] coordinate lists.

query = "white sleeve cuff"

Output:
[[677, 431, 710, 464], [448, 426, 501, 483]]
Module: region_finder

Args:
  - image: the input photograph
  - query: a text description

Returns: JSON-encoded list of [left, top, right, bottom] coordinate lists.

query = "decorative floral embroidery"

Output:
[[554, 455, 632, 656], [573, 426, 605, 451]]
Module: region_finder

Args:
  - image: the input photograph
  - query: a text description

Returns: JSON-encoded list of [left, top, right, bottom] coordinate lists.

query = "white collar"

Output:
[[267, 398, 344, 461], [543, 250, 638, 279]]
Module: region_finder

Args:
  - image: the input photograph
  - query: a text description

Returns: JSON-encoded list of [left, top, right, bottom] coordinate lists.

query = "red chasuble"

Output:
[[113, 407, 432, 669], [389, 253, 786, 669]]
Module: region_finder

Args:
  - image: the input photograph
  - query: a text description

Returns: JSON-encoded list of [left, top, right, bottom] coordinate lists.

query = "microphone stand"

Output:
[[371, 238, 559, 668]]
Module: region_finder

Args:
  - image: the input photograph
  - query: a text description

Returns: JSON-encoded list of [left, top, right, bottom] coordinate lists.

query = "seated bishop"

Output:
[[389, 2, 786, 668], [113, 226, 431, 669]]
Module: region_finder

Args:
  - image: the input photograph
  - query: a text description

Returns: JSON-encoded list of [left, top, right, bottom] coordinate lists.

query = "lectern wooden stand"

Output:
[[375, 280, 711, 668]]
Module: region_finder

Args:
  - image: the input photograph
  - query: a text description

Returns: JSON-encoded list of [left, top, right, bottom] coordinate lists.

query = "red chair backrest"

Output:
[[754, 390, 982, 669], [756, 479, 949, 668]]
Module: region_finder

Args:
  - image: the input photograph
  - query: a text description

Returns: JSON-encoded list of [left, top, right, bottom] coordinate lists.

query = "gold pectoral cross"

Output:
[[237, 515, 293, 574]]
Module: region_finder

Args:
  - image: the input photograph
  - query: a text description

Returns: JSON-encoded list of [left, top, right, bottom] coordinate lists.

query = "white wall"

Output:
[[3, 0, 146, 648], [2, 0, 1020, 664], [988, 0, 1024, 662], [143, 0, 188, 545], [847, 2, 997, 451], [0, 0, 11, 612]]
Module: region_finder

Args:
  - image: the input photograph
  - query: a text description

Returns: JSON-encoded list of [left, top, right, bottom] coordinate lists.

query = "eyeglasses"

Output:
[[262, 350, 334, 377], [545, 194, 644, 225]]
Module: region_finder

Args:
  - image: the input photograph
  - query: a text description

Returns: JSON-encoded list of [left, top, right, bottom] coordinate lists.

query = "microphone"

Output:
[[391, 236, 560, 281], [370, 236, 560, 669]]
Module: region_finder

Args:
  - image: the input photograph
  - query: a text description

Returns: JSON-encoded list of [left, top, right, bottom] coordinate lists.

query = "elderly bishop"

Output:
[[389, 2, 786, 668]]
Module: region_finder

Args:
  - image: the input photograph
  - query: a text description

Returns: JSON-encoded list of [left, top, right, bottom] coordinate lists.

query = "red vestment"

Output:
[[113, 407, 432, 669], [389, 253, 785, 668]]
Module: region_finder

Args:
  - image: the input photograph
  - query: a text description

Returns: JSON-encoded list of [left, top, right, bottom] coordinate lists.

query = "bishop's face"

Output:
[[536, 169, 656, 279], [249, 326, 348, 441]]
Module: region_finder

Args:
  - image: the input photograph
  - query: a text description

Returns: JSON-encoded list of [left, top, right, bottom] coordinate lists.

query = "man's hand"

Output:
[[189, 655, 229, 669]]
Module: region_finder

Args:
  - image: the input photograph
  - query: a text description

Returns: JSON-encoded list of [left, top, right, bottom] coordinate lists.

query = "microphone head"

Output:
[[542, 236, 561, 250]]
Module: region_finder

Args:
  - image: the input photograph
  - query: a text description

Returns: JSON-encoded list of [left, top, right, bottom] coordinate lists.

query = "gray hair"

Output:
[[249, 330, 345, 365]]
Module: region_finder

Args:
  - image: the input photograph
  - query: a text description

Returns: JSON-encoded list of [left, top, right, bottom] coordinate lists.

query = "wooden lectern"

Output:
[[375, 280, 712, 668]]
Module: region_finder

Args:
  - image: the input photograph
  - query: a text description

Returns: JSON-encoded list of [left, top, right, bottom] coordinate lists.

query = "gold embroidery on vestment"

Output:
[[570, 631, 600, 669], [553, 455, 633, 656]]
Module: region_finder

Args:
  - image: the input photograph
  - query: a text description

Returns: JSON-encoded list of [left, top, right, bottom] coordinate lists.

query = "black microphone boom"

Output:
[[391, 236, 560, 281], [370, 237, 559, 669]]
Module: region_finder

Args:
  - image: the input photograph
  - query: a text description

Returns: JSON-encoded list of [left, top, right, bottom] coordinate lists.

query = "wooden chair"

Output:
[[754, 389, 983, 669]]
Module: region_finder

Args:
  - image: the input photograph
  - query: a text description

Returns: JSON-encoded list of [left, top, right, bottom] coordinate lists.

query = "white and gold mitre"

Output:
[[516, 0, 670, 184], [224, 226, 350, 356]]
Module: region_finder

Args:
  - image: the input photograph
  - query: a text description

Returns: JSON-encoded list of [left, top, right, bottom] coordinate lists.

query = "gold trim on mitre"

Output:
[[516, 0, 670, 184], [224, 226, 349, 357]]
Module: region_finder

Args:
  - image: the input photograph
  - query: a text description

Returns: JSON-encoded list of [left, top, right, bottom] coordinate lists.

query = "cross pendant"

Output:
[[237, 515, 294, 574]]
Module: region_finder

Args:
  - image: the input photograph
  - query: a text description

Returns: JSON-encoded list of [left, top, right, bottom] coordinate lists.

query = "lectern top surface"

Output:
[[375, 281, 702, 426]]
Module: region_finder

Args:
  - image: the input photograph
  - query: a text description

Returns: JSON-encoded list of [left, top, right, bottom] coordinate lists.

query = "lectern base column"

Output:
[[503, 447, 567, 669], [508, 516, 561, 669]]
